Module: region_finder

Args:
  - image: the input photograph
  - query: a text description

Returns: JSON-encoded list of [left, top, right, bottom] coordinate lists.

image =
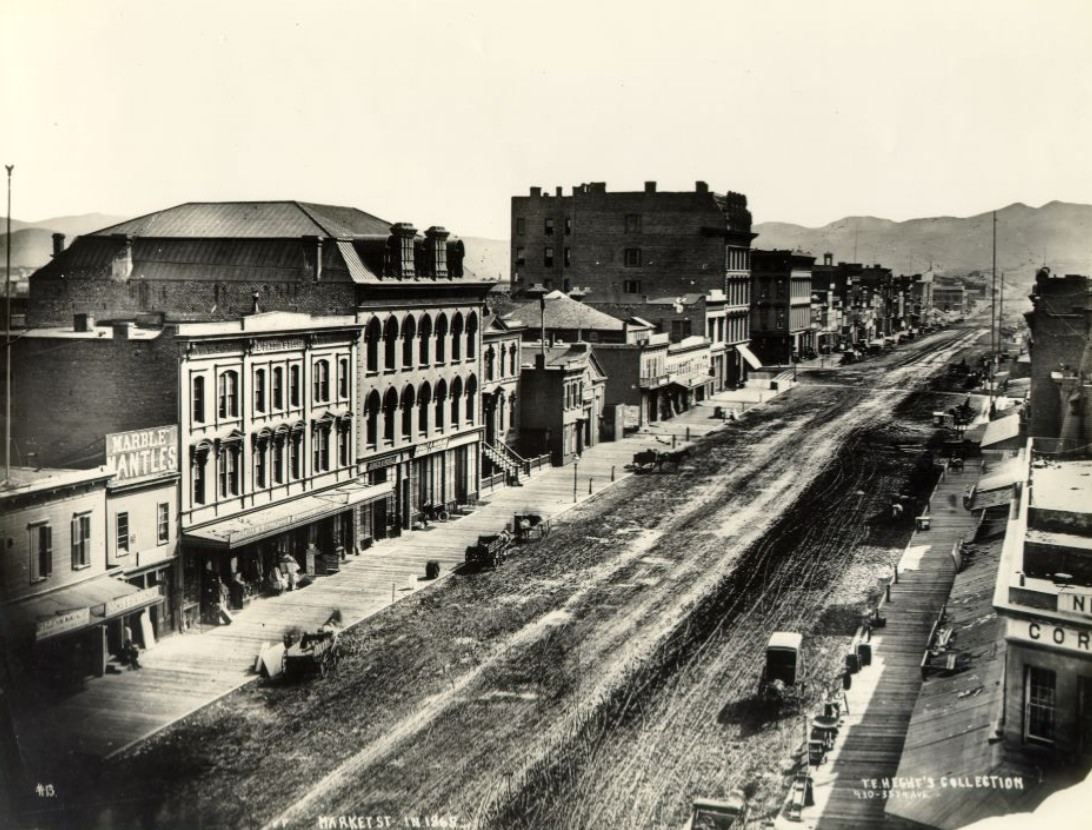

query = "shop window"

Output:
[[218, 371, 239, 419], [71, 513, 91, 570], [272, 367, 284, 410], [314, 359, 331, 403], [192, 375, 206, 423], [157, 503, 169, 544], [116, 511, 130, 555], [254, 368, 267, 414], [338, 357, 350, 399], [1026, 666, 1056, 743], [289, 365, 301, 408], [29, 523, 52, 581]]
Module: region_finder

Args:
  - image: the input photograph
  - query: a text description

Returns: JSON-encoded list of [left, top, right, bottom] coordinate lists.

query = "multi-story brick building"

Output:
[[510, 181, 754, 387], [749, 250, 816, 364], [519, 344, 607, 466]]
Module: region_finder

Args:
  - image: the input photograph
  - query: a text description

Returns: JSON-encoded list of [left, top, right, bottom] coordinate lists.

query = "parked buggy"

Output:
[[758, 631, 805, 703], [465, 530, 513, 570], [282, 611, 343, 680], [513, 513, 550, 543]]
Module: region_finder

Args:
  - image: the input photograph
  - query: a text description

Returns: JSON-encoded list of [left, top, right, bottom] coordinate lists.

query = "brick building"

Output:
[[749, 250, 816, 365], [1024, 270, 1092, 440], [510, 181, 754, 387], [519, 344, 607, 466]]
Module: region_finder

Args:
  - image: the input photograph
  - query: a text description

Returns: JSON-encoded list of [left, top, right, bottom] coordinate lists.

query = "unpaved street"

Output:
[[74, 328, 982, 830]]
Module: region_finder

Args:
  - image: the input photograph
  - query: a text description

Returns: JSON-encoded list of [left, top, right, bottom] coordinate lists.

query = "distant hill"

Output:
[[1, 213, 129, 268], [753, 201, 1092, 288]]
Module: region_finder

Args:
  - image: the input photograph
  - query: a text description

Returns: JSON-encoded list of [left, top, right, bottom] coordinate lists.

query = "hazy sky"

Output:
[[2, 0, 1090, 237]]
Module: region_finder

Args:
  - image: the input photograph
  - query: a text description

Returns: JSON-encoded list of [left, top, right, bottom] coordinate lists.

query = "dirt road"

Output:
[[72, 328, 983, 830]]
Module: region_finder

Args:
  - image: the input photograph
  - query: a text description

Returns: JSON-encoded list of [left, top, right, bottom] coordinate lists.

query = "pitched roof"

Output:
[[507, 293, 625, 332], [93, 201, 393, 239]]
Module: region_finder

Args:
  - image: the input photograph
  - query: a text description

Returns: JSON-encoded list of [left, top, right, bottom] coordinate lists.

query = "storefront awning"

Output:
[[3, 575, 162, 642], [736, 344, 762, 370], [184, 479, 392, 550]]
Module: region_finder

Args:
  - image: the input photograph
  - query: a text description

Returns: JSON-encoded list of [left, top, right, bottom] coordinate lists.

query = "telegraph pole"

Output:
[[4, 164, 12, 486]]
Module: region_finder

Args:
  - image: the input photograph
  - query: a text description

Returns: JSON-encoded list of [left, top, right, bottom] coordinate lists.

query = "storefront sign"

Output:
[[106, 426, 179, 482], [415, 437, 451, 455], [1007, 617, 1092, 654], [1058, 591, 1092, 618], [251, 337, 305, 353], [365, 455, 400, 472], [36, 608, 91, 641], [105, 586, 162, 618]]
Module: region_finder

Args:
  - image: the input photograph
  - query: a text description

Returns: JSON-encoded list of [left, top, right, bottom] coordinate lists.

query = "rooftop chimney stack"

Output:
[[645, 181, 657, 193], [530, 186, 542, 197], [695, 181, 708, 193], [52, 233, 65, 257]]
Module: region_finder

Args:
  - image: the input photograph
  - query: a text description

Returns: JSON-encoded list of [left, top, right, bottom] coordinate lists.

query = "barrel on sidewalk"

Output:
[[426, 560, 441, 580]]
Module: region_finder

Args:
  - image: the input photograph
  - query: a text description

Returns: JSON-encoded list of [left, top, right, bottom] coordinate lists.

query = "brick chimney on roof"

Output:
[[52, 233, 65, 257], [645, 181, 657, 193]]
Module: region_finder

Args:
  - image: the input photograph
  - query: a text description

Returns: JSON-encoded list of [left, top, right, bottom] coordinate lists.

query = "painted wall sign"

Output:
[[1058, 591, 1092, 617], [1007, 617, 1092, 654], [106, 426, 179, 482], [104, 586, 162, 618], [36, 607, 90, 641]]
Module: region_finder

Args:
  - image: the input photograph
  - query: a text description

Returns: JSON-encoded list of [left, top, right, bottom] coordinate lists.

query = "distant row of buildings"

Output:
[[0, 183, 969, 693]]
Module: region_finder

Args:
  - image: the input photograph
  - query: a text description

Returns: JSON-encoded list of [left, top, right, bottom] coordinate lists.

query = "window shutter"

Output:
[[71, 518, 79, 568]]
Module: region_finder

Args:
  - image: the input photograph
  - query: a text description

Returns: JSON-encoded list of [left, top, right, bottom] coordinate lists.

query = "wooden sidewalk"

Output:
[[784, 464, 977, 830]]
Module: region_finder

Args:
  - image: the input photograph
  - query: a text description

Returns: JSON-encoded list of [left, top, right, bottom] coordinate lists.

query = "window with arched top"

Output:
[[402, 315, 416, 369], [401, 385, 415, 439], [382, 388, 399, 442], [383, 317, 399, 372], [434, 379, 447, 430], [465, 375, 478, 426], [418, 382, 431, 434], [435, 314, 448, 364], [452, 313, 464, 361], [366, 318, 381, 374], [450, 377, 463, 425], [508, 343, 518, 376], [365, 390, 381, 447], [466, 313, 478, 359], [418, 315, 432, 366]]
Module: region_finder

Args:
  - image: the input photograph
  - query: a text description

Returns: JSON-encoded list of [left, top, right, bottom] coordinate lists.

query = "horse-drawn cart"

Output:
[[465, 530, 513, 569], [513, 513, 550, 543], [282, 613, 343, 680]]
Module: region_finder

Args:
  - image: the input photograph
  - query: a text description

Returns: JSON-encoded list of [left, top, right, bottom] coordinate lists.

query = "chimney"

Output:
[[530, 186, 542, 197], [73, 313, 94, 332], [555, 186, 562, 197], [251, 293, 262, 314], [52, 233, 66, 257], [110, 234, 133, 281], [824, 252, 833, 266], [302, 235, 323, 281], [645, 181, 657, 193], [695, 181, 708, 193], [112, 321, 134, 340], [425, 226, 450, 278]]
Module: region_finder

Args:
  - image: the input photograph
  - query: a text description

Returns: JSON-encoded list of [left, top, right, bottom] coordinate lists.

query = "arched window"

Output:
[[382, 388, 399, 442], [466, 375, 478, 426], [466, 312, 478, 359], [418, 382, 431, 434], [434, 379, 447, 430], [418, 315, 432, 366], [383, 317, 399, 372], [450, 377, 463, 425], [508, 344, 518, 376], [400, 385, 415, 439], [365, 390, 381, 447], [401, 315, 416, 369], [365, 318, 381, 374], [485, 346, 495, 381], [435, 314, 448, 364], [451, 313, 464, 361], [190, 441, 212, 505]]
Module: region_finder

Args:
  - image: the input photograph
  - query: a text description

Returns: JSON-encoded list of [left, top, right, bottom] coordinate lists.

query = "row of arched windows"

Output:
[[362, 376, 478, 446], [484, 342, 520, 381], [363, 311, 479, 374]]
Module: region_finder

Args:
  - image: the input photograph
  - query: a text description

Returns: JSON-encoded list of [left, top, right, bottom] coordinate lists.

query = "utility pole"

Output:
[[4, 164, 12, 486]]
